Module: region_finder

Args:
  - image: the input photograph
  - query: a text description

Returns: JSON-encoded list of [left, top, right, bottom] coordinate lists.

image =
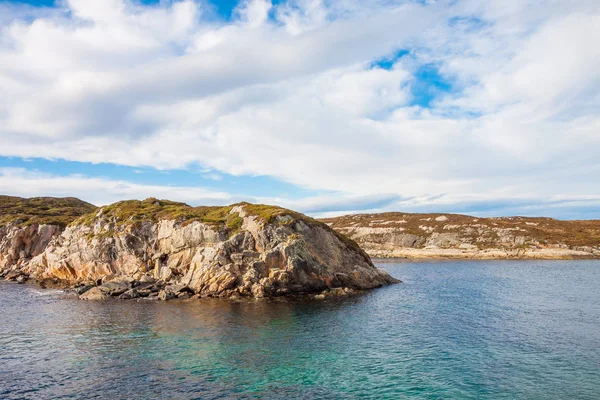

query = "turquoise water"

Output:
[[1, 260, 599, 399]]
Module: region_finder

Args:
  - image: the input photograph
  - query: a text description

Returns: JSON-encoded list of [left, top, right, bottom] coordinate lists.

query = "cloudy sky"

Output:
[[1, 0, 599, 218]]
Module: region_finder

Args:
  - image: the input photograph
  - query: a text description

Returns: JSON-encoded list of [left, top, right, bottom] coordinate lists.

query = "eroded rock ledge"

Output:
[[0, 197, 398, 300]]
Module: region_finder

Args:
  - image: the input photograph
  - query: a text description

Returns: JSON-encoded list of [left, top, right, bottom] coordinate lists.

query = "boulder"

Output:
[[139, 275, 155, 283], [158, 290, 176, 301], [136, 288, 153, 297], [5, 271, 24, 281], [74, 284, 95, 295], [164, 283, 194, 295], [79, 287, 109, 301], [119, 289, 140, 300], [99, 281, 130, 296]]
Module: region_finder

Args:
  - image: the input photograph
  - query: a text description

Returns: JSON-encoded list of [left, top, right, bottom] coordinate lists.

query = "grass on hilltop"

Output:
[[0, 196, 97, 228], [73, 198, 245, 233], [73, 199, 306, 228]]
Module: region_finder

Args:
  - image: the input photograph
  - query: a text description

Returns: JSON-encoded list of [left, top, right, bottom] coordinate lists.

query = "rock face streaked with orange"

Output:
[[0, 197, 398, 299]]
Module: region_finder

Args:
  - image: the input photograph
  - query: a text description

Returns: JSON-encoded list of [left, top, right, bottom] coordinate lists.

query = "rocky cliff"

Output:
[[321, 212, 600, 259], [0, 196, 96, 275], [0, 196, 398, 299]]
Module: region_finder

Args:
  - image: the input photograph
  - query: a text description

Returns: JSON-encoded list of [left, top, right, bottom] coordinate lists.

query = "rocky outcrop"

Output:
[[321, 213, 600, 259], [1, 198, 398, 299], [0, 223, 61, 270]]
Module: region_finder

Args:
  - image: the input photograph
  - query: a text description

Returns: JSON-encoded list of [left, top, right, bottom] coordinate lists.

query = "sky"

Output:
[[0, 0, 599, 219]]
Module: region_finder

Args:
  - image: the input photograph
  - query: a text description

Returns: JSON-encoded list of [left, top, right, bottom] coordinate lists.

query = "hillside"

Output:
[[0, 197, 397, 299], [321, 212, 600, 259], [0, 196, 96, 227]]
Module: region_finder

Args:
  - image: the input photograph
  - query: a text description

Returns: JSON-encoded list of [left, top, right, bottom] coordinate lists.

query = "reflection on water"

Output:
[[1, 260, 600, 399]]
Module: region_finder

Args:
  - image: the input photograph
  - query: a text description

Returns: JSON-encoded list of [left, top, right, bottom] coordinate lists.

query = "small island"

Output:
[[0, 196, 398, 300]]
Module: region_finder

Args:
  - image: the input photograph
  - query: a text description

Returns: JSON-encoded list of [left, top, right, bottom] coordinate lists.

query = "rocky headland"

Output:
[[0, 196, 398, 300], [321, 212, 600, 260]]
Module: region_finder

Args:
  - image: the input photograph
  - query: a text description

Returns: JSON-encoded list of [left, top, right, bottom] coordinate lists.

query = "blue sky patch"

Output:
[[370, 51, 454, 109], [370, 49, 410, 70], [205, 0, 240, 20], [1, 0, 239, 18], [0, 156, 324, 200], [1, 0, 164, 5], [410, 63, 453, 108], [1, 0, 55, 5]]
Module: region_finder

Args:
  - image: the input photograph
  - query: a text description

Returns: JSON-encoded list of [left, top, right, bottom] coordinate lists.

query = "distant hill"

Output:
[[0, 196, 97, 227], [320, 212, 600, 259]]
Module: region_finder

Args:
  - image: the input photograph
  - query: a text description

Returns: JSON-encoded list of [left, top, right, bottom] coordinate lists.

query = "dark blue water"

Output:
[[1, 260, 599, 399]]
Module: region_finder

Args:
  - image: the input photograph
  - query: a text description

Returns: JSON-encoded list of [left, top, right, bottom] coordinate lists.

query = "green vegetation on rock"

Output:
[[73, 198, 245, 233], [0, 196, 97, 227], [241, 202, 306, 224]]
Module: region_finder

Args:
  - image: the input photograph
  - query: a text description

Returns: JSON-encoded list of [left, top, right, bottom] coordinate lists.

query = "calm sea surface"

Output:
[[1, 260, 599, 399]]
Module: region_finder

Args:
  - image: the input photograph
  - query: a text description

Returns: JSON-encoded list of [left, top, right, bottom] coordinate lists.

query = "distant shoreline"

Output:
[[368, 248, 600, 261], [321, 212, 600, 261]]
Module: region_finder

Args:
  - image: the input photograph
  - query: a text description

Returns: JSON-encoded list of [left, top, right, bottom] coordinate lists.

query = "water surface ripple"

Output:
[[1, 260, 599, 399]]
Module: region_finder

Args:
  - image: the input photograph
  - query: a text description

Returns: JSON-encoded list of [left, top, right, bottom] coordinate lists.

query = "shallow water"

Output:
[[1, 260, 599, 399]]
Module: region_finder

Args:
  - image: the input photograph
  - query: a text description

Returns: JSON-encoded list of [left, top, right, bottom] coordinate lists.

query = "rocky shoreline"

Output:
[[1, 269, 362, 301], [0, 197, 398, 300]]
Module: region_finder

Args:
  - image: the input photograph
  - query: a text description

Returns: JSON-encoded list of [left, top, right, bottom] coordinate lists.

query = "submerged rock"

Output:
[[2, 198, 399, 299]]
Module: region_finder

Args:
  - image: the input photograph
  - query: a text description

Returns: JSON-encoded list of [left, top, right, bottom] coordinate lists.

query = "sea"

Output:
[[1, 260, 599, 399]]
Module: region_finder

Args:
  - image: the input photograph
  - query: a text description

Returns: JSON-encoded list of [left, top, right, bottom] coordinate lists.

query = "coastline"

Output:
[[364, 247, 600, 260], [322, 212, 600, 261]]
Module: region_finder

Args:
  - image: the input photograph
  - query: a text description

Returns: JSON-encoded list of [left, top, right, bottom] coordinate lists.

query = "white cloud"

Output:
[[2, 167, 600, 219], [235, 0, 272, 28], [0, 168, 234, 206], [0, 0, 599, 217]]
